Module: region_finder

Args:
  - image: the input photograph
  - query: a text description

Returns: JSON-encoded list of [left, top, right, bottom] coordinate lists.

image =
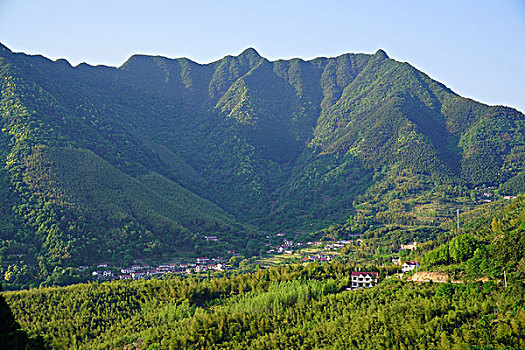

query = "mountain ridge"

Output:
[[1, 42, 525, 288]]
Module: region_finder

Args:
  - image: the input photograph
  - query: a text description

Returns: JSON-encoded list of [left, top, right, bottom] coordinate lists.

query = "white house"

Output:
[[402, 261, 419, 272], [351, 272, 378, 289]]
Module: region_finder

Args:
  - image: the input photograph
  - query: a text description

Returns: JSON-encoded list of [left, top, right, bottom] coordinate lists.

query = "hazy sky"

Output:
[[1, 0, 524, 112]]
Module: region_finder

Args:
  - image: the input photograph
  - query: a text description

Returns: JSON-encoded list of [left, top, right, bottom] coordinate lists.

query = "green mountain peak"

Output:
[[239, 47, 261, 58], [236, 47, 264, 66], [373, 48, 389, 60]]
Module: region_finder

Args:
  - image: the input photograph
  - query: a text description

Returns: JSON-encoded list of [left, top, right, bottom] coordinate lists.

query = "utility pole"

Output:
[[457, 209, 460, 230], [504, 271, 507, 288]]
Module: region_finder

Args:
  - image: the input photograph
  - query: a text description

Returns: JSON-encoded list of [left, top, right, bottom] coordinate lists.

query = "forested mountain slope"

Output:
[[421, 193, 525, 280], [5, 264, 525, 350], [1, 42, 524, 288]]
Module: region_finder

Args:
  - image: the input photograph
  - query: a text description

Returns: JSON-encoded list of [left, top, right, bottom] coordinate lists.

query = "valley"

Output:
[[1, 43, 524, 290], [0, 43, 524, 349]]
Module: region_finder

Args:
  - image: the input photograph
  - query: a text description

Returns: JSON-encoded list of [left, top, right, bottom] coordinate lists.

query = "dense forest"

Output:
[[3, 264, 525, 349], [1, 42, 525, 289]]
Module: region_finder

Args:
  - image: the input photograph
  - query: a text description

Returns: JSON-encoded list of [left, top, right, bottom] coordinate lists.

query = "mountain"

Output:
[[1, 43, 525, 288]]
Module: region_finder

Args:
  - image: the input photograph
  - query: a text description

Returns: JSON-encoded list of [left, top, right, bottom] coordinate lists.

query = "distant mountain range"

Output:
[[1, 43, 524, 287]]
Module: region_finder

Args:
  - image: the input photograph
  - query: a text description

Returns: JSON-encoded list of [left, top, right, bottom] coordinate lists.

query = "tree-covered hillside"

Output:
[[4, 263, 525, 350], [1, 42, 525, 288], [4, 188, 525, 349], [421, 194, 525, 281]]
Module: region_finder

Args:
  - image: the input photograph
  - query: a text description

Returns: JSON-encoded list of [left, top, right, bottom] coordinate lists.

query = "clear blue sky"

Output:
[[1, 0, 524, 112]]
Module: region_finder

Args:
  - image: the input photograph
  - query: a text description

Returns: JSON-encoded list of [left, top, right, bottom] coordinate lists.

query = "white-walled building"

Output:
[[402, 261, 419, 272], [351, 272, 378, 289]]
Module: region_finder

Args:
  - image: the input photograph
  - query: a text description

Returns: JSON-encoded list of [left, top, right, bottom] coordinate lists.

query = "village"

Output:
[[86, 238, 341, 282], [82, 232, 420, 291], [87, 256, 230, 281], [64, 186, 511, 288]]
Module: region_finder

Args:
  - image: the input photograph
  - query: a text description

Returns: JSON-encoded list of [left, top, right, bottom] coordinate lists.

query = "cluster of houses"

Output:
[[88, 257, 231, 281], [119, 263, 174, 280], [473, 186, 517, 204], [324, 240, 352, 250], [90, 263, 113, 280], [267, 238, 301, 254], [86, 231, 422, 286], [478, 192, 494, 203], [266, 238, 353, 255], [301, 254, 333, 262], [91, 270, 114, 279]]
